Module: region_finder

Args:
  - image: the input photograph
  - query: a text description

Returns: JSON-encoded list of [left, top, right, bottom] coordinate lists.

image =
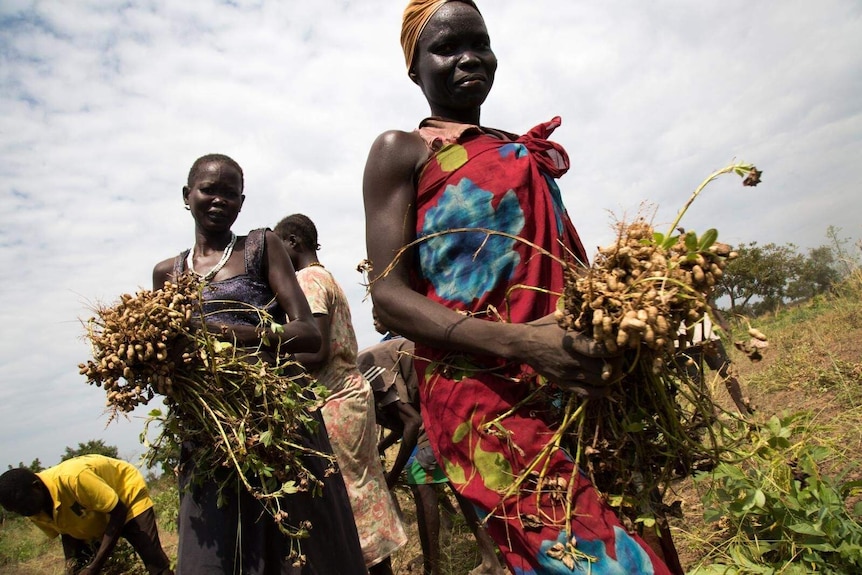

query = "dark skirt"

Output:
[[176, 411, 367, 575]]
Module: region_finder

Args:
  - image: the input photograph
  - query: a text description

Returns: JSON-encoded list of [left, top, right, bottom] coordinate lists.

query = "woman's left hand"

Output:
[[520, 313, 621, 395]]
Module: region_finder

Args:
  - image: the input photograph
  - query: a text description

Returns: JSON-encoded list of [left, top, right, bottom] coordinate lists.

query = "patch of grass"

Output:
[[150, 475, 179, 534], [0, 518, 53, 567], [734, 274, 862, 406], [0, 521, 149, 575]]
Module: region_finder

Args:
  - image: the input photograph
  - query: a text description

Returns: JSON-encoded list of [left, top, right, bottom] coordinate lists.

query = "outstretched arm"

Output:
[[362, 130, 614, 389]]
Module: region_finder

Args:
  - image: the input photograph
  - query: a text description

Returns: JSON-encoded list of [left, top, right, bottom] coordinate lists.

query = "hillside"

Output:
[[672, 273, 862, 572]]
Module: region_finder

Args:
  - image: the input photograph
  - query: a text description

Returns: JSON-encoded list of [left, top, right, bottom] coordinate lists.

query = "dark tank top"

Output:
[[171, 229, 368, 575], [173, 228, 286, 327]]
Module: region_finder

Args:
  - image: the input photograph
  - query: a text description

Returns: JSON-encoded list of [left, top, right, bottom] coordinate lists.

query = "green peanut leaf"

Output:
[[662, 234, 680, 250], [685, 231, 699, 252], [699, 228, 719, 251], [260, 430, 273, 447]]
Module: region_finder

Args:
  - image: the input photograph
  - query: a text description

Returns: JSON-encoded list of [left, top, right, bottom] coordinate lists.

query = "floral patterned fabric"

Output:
[[296, 266, 408, 568], [412, 118, 671, 574], [296, 266, 362, 396]]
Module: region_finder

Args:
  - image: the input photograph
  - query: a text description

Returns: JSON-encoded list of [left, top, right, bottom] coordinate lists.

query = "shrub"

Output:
[[151, 478, 179, 534], [692, 413, 862, 574]]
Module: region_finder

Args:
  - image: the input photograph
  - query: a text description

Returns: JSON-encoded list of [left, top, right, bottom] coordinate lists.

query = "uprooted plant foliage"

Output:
[[79, 272, 331, 564], [544, 163, 768, 532]]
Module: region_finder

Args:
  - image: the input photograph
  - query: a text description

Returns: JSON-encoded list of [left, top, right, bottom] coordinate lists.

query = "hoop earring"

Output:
[[184, 205, 191, 211]]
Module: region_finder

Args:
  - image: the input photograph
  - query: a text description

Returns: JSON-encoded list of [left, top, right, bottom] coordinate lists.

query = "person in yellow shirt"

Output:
[[0, 454, 172, 575]]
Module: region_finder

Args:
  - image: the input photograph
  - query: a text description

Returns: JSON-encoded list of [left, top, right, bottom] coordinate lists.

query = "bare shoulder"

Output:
[[371, 128, 425, 149], [366, 129, 429, 178], [152, 256, 176, 289], [262, 229, 282, 246]]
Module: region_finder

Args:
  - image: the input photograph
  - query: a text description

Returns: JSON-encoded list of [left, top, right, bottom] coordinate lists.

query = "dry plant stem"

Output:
[[665, 163, 749, 238], [374, 227, 577, 283], [481, 385, 547, 430], [565, 401, 588, 540], [197, 393, 255, 494], [492, 399, 587, 523], [537, 395, 581, 481]]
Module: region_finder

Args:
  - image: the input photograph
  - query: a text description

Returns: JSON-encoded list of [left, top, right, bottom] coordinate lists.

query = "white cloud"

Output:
[[1, 0, 860, 469]]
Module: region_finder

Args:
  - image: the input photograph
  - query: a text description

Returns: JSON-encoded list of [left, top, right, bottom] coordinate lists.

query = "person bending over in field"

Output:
[[675, 311, 754, 414], [274, 213, 407, 575], [0, 454, 173, 575]]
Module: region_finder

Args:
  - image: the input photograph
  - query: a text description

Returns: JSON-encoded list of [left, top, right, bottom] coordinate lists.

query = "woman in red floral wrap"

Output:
[[362, 1, 674, 574]]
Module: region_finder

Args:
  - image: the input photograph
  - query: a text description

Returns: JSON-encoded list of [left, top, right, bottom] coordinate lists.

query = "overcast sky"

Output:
[[1, 0, 860, 471]]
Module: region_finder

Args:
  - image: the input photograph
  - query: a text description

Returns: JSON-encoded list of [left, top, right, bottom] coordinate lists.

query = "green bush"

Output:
[[150, 478, 179, 534], [692, 413, 862, 574]]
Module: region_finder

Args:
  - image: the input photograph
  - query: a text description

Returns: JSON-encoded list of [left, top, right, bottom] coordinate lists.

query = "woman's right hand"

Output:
[[519, 313, 620, 397]]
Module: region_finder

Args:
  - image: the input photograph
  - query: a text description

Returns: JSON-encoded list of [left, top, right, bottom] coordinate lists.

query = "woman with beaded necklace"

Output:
[[362, 1, 676, 573], [152, 154, 367, 575]]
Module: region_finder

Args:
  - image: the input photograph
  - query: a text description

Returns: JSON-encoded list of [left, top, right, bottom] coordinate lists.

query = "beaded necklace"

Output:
[[187, 232, 237, 281]]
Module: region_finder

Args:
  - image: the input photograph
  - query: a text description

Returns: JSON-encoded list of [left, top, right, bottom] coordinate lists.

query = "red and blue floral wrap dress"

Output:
[[411, 117, 671, 575]]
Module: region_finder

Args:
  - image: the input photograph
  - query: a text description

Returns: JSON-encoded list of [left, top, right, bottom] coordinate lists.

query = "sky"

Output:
[[1, 0, 860, 471]]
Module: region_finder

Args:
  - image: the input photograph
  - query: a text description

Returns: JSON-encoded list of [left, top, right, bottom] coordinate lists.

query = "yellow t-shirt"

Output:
[[30, 455, 153, 542]]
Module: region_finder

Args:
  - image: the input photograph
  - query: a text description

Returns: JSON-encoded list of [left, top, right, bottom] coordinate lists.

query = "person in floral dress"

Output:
[[275, 213, 407, 575], [361, 1, 676, 573]]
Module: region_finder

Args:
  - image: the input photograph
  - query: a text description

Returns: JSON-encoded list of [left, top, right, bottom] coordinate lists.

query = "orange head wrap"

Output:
[[400, 0, 480, 72]]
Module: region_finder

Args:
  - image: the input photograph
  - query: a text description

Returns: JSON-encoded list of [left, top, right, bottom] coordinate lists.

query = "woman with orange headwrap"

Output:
[[362, 1, 677, 574]]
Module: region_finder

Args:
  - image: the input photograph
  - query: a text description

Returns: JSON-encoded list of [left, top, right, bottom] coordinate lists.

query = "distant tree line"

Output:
[[5, 439, 119, 474], [715, 226, 860, 318]]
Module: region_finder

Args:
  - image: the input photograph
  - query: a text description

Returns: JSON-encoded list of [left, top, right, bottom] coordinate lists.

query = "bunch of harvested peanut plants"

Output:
[[550, 162, 765, 527], [80, 272, 331, 547]]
